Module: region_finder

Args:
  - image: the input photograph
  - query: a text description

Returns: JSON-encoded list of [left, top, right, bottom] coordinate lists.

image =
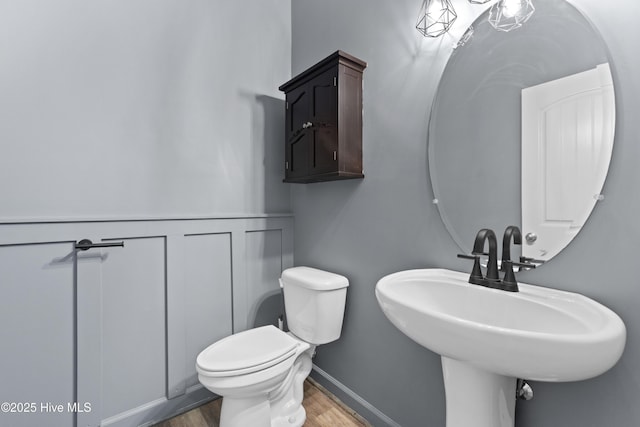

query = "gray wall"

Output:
[[291, 1, 640, 426], [0, 0, 291, 220], [0, 2, 293, 426]]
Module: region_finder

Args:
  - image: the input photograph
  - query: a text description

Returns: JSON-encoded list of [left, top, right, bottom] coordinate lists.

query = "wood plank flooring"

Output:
[[152, 379, 370, 427]]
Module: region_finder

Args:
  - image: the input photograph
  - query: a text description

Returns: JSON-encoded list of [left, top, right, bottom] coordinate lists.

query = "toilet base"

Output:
[[211, 343, 315, 427], [218, 393, 307, 427], [220, 396, 271, 427], [269, 345, 314, 427], [271, 405, 306, 427]]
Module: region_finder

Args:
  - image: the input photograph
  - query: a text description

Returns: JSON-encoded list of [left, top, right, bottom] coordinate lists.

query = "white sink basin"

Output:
[[375, 268, 626, 427], [375, 268, 625, 381]]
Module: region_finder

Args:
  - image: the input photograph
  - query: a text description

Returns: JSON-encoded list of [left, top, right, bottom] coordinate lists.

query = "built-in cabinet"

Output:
[[279, 51, 366, 183], [0, 216, 293, 427]]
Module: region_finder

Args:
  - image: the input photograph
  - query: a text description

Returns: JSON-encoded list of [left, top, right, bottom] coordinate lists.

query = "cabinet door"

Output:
[[285, 85, 311, 180], [308, 68, 338, 176]]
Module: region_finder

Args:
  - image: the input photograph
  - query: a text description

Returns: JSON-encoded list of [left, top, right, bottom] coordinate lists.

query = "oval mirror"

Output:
[[428, 0, 615, 263]]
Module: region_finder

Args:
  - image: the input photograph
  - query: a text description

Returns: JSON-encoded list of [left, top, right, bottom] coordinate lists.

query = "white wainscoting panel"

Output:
[[183, 232, 233, 389], [101, 237, 167, 421], [0, 215, 293, 427], [245, 229, 285, 329], [0, 243, 76, 427]]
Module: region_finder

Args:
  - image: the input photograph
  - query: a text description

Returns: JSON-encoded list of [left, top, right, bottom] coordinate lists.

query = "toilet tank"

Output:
[[281, 266, 349, 345]]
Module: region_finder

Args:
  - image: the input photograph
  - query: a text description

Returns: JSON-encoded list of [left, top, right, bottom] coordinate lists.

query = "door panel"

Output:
[[286, 86, 311, 179], [309, 69, 338, 175], [312, 74, 337, 122], [522, 63, 614, 260], [311, 128, 338, 173], [289, 133, 309, 179], [287, 87, 309, 136]]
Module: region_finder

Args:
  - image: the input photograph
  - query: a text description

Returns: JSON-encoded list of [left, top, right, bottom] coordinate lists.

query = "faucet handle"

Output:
[[457, 253, 484, 285], [471, 251, 490, 257], [512, 260, 538, 269], [519, 256, 545, 264], [518, 256, 544, 271]]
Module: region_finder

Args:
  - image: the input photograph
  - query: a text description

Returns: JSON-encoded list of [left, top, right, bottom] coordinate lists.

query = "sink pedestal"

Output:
[[442, 357, 516, 427]]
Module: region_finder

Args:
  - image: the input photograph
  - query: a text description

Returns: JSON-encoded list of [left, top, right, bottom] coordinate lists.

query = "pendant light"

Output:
[[416, 0, 458, 37]]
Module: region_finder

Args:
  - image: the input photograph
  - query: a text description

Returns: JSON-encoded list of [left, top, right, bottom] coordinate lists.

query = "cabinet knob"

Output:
[[302, 121, 313, 129]]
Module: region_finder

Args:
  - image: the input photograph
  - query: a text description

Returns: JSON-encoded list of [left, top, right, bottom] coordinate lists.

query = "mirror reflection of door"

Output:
[[521, 63, 615, 260]]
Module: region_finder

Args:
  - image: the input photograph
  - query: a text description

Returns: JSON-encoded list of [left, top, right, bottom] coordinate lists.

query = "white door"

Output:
[[521, 63, 614, 260]]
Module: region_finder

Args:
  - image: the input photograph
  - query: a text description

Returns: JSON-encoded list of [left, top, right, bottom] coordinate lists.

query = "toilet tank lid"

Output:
[[281, 266, 349, 291]]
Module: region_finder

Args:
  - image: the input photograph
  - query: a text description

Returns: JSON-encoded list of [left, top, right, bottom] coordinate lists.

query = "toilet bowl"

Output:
[[196, 266, 349, 427], [197, 325, 314, 427]]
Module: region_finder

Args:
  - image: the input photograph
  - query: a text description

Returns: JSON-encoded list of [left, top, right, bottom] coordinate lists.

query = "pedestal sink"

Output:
[[375, 269, 626, 427]]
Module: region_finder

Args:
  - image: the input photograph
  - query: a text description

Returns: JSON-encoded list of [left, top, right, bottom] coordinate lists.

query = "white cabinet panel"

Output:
[[0, 243, 75, 427]]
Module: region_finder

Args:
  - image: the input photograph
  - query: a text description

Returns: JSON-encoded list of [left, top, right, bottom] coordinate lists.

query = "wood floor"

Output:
[[152, 379, 370, 427]]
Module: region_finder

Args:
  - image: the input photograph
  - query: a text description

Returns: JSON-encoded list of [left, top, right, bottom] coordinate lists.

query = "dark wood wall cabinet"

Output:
[[279, 50, 366, 183]]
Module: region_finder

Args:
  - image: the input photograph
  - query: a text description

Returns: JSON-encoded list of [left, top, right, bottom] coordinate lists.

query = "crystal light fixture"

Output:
[[416, 0, 458, 38], [468, 0, 492, 4], [488, 0, 535, 32]]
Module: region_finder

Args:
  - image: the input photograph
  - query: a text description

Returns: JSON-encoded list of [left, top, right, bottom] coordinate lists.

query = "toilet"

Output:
[[196, 266, 349, 427]]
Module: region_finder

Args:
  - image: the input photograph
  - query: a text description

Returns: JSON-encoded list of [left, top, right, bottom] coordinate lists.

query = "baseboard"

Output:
[[102, 386, 216, 427], [310, 364, 402, 427]]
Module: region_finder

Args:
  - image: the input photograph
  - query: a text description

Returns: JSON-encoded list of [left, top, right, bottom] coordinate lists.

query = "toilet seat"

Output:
[[196, 325, 300, 377]]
